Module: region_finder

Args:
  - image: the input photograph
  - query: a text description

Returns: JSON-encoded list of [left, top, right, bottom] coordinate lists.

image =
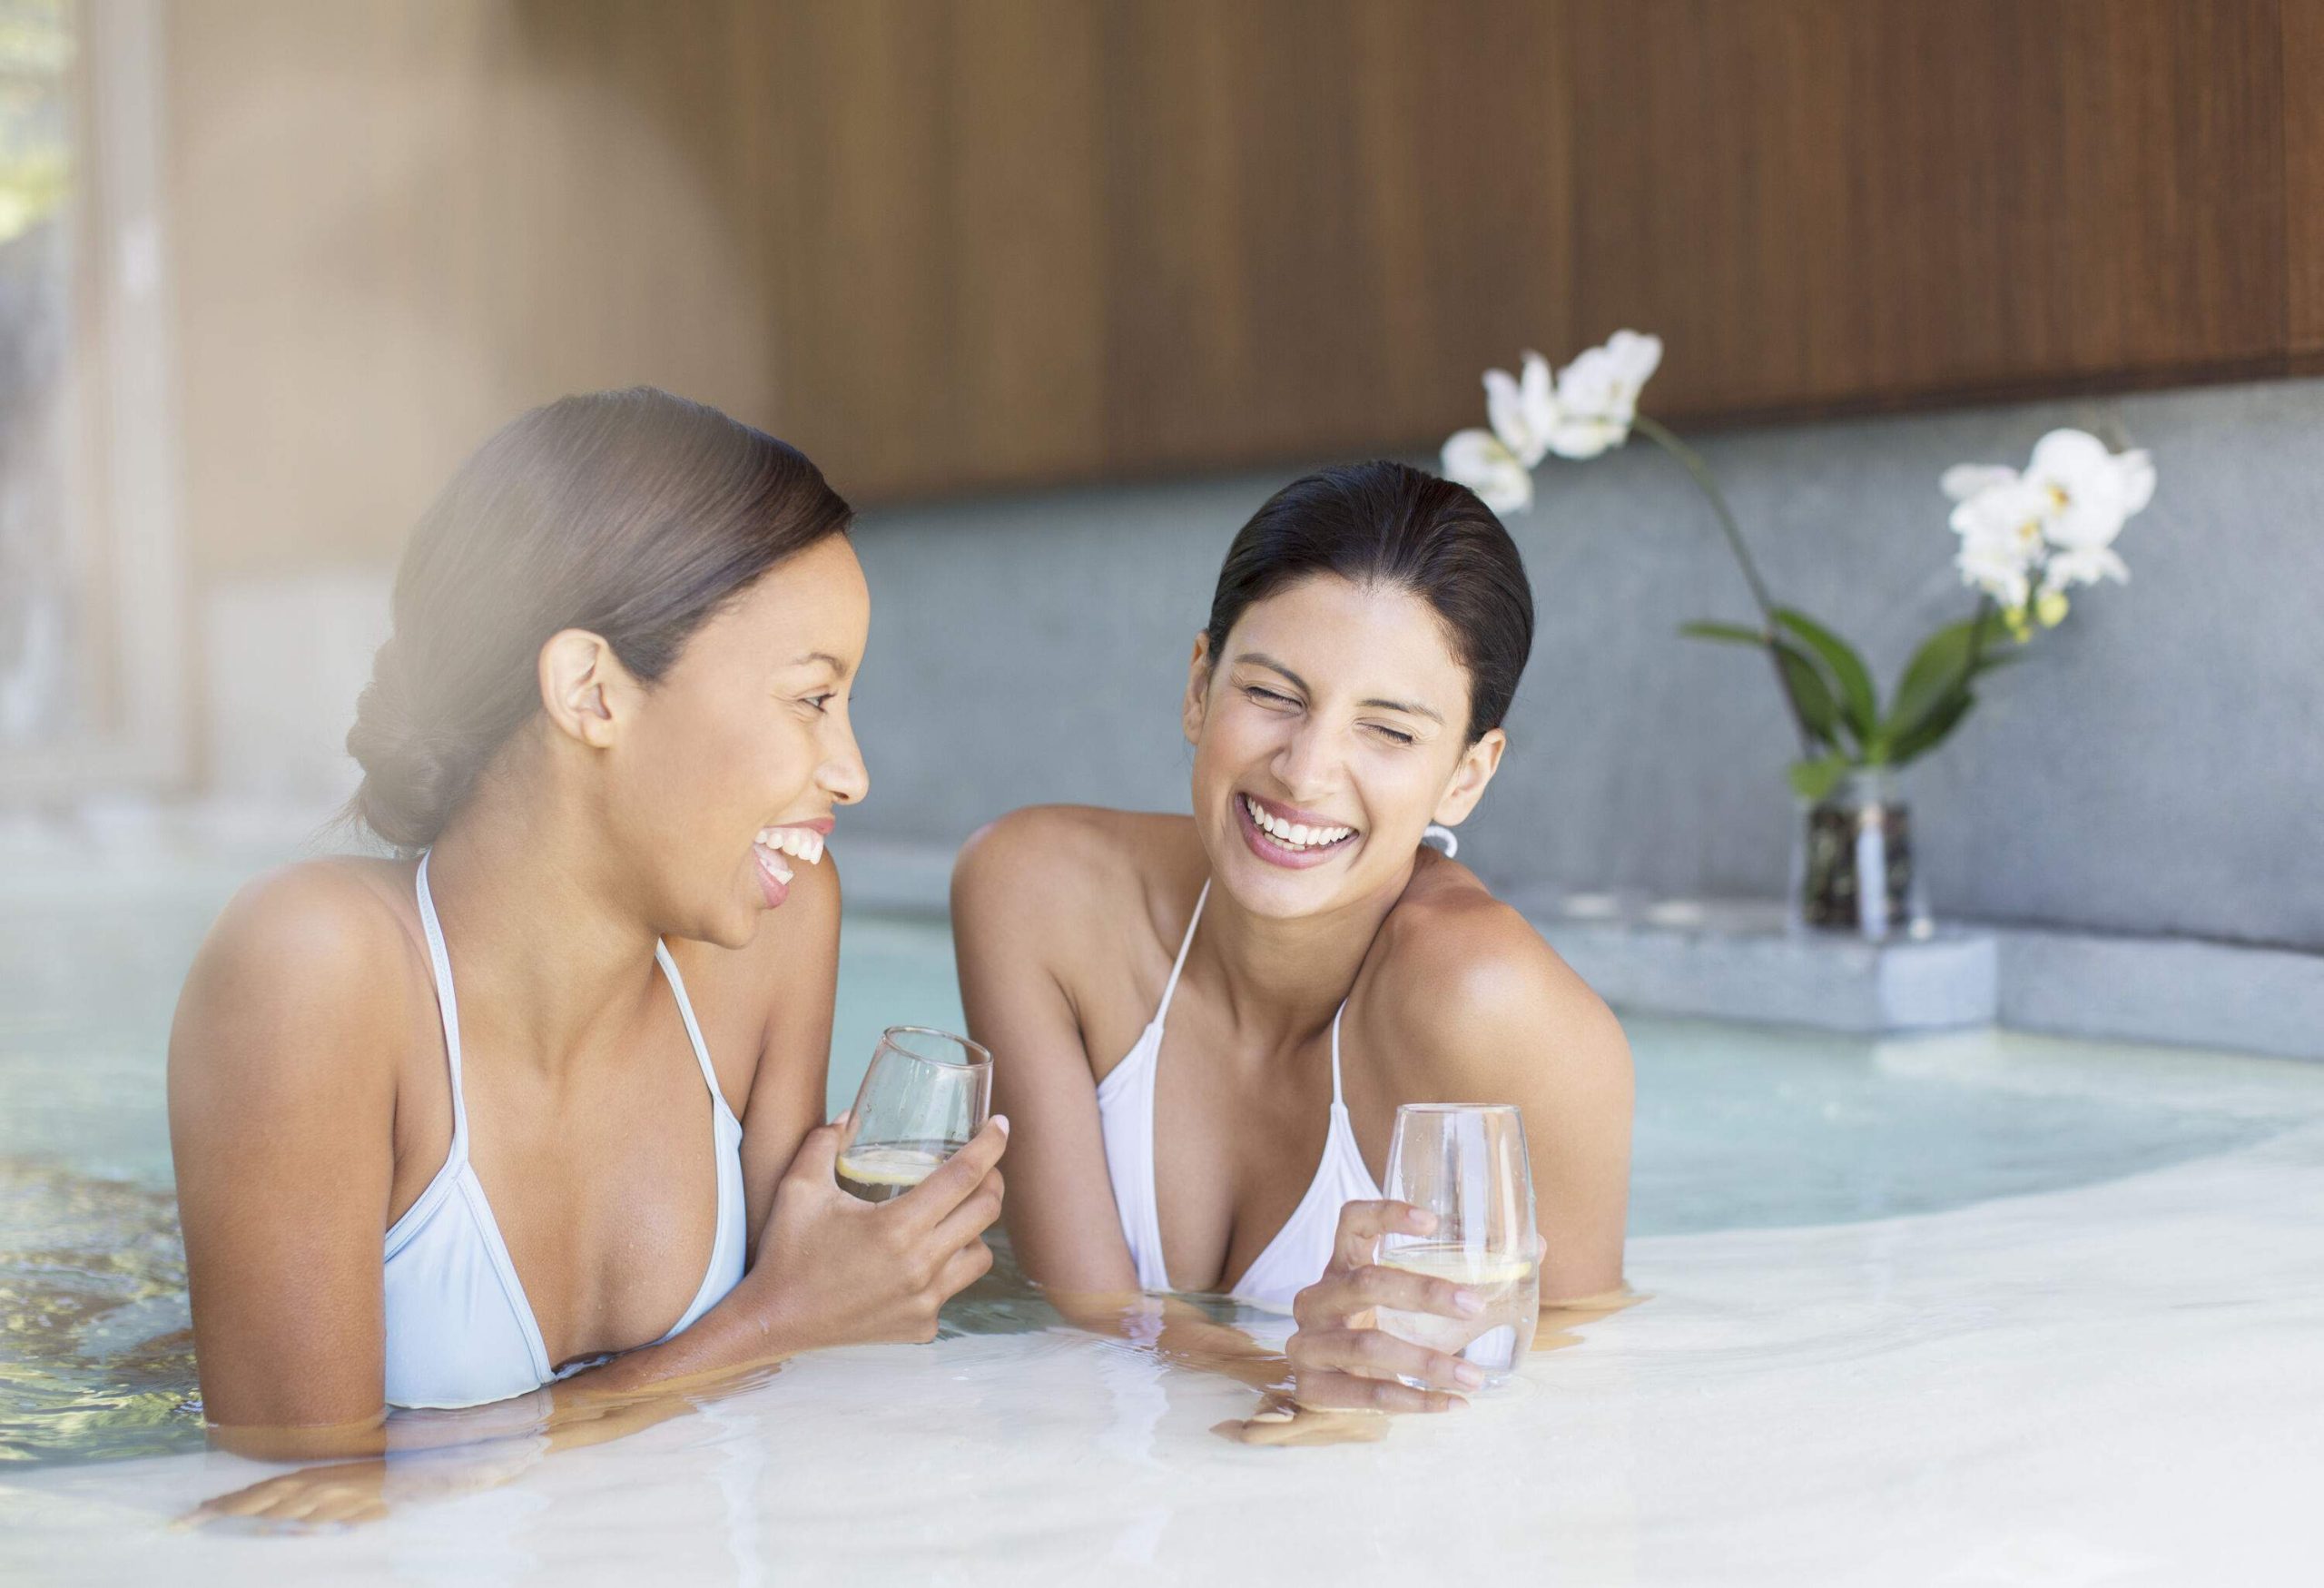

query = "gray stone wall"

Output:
[[848, 377, 2324, 952]]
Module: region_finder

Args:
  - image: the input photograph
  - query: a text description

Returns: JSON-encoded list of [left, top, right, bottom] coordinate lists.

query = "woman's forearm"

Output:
[[1047, 1289, 1289, 1396], [207, 1275, 812, 1465]]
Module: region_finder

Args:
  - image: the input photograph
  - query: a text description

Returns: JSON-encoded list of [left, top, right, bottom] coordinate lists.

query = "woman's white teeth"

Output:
[[1242, 795, 1352, 850], [755, 827, 824, 865]]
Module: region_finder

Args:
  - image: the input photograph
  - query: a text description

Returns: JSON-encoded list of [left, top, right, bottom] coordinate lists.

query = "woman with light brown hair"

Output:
[[169, 389, 1005, 1523]]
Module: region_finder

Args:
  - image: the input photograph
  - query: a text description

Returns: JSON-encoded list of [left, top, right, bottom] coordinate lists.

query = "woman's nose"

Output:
[[1272, 722, 1337, 799], [822, 722, 871, 806]]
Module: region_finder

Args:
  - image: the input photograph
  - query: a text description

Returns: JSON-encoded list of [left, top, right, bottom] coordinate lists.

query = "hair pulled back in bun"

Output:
[[346, 388, 852, 851]]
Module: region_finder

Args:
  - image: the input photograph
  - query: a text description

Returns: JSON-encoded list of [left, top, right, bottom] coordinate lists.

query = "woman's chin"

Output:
[[1215, 838, 1364, 918]]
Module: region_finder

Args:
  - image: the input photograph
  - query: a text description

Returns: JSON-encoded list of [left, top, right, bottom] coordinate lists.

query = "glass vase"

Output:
[[1789, 767, 1930, 941]]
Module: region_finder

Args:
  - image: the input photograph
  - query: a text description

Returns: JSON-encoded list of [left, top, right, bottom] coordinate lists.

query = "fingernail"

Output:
[[1412, 1208, 1439, 1233], [1443, 1393, 1472, 1410], [992, 1114, 1010, 1136], [1453, 1363, 1485, 1389], [1452, 1288, 1483, 1316]]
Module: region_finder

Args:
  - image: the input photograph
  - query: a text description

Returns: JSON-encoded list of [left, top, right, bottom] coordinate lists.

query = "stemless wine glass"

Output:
[[1374, 1103, 1540, 1386], [834, 1026, 992, 1203]]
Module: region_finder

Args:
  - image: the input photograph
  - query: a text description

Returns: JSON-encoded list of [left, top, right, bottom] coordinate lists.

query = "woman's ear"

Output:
[[1432, 726, 1507, 827], [537, 629, 635, 749], [1182, 632, 1215, 746]]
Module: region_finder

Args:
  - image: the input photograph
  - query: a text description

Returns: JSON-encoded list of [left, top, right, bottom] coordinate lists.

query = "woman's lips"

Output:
[[751, 824, 827, 909], [1234, 792, 1358, 871]]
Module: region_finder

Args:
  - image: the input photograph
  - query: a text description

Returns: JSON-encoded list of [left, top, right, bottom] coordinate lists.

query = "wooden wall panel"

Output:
[[169, 0, 784, 573], [2288, 0, 2324, 361], [164, 0, 2310, 562], [1089, 0, 1573, 474], [1566, 0, 2289, 421]]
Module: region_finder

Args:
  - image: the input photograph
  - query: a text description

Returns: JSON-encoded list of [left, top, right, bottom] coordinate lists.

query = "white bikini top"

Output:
[[1095, 880, 1384, 1312], [380, 853, 746, 1409]]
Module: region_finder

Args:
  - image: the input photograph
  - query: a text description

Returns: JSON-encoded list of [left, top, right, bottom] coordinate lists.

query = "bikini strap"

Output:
[[1328, 1000, 1351, 1110], [412, 851, 470, 1159], [654, 942, 732, 1119], [1153, 880, 1209, 1025]]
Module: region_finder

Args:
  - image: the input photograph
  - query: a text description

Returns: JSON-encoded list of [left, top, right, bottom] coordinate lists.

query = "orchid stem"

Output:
[[1628, 412, 1817, 759]]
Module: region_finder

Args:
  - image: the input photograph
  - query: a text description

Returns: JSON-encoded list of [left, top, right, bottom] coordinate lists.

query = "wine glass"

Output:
[[834, 1026, 992, 1203], [1374, 1103, 1539, 1386]]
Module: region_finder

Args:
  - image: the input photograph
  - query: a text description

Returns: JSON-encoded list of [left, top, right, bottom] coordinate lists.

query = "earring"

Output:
[[1422, 824, 1459, 860]]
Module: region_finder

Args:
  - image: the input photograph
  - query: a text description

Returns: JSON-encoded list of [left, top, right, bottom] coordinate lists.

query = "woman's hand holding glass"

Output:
[[741, 1110, 1008, 1351], [738, 1024, 1004, 1351], [1285, 1200, 1491, 1412], [1285, 1102, 1541, 1413]]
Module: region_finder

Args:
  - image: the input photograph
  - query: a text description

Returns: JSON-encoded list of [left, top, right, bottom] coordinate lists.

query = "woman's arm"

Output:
[[950, 808, 1142, 1293], [1282, 899, 1633, 1411], [1372, 902, 1633, 1299], [169, 864, 409, 1434]]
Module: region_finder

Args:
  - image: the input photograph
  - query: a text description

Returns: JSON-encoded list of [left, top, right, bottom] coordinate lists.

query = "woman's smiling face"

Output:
[[594, 533, 872, 948], [1185, 573, 1505, 918]]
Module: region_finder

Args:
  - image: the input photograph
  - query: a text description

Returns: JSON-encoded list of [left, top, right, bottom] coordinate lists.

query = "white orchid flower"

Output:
[[1482, 350, 1558, 468], [1544, 330, 1663, 459], [2041, 546, 2131, 591], [1442, 429, 1534, 516], [2023, 428, 2154, 552], [1948, 476, 2050, 560], [1955, 537, 2033, 611], [1947, 476, 2049, 608], [1940, 462, 2019, 502]]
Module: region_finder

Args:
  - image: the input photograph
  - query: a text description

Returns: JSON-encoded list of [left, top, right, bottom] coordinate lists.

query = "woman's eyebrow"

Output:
[[1362, 695, 1443, 724], [1236, 650, 1443, 723], [1234, 651, 1310, 692]]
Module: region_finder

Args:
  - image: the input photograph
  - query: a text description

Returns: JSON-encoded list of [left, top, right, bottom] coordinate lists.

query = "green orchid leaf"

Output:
[[1886, 620, 2012, 749], [1775, 608, 1878, 745], [1679, 620, 1841, 750], [1788, 754, 1851, 804], [1888, 688, 1975, 765], [1776, 642, 1842, 748], [1678, 620, 1768, 646]]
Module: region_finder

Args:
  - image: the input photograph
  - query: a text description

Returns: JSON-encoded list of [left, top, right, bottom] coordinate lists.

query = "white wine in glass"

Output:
[[1375, 1103, 1539, 1386], [834, 1026, 991, 1203]]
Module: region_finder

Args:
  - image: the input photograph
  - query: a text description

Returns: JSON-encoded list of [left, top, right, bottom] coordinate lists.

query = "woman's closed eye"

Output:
[[1244, 685, 1301, 710], [1364, 722, 1416, 746]]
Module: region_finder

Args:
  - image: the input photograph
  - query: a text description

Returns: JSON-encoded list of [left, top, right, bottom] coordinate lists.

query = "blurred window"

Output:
[[0, 0, 180, 794]]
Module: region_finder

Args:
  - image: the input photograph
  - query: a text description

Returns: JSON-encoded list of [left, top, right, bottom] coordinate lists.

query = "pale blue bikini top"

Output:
[[381, 853, 746, 1410]]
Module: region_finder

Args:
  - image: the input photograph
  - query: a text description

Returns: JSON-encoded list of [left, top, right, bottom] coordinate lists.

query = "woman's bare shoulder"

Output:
[[951, 805, 1207, 1000], [954, 805, 1193, 927], [1359, 856, 1629, 1093], [170, 856, 424, 1095]]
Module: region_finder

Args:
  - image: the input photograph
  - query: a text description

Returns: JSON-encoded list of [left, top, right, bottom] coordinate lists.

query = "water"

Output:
[[5, 840, 2324, 1582], [1, 867, 2299, 1467]]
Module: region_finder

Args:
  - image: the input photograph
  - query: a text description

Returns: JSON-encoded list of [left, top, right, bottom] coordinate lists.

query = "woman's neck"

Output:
[[419, 774, 666, 1081], [1187, 860, 1415, 1050]]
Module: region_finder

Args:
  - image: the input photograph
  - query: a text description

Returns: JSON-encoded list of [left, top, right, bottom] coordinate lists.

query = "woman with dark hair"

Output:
[[169, 390, 1005, 1516], [953, 459, 1630, 1415]]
